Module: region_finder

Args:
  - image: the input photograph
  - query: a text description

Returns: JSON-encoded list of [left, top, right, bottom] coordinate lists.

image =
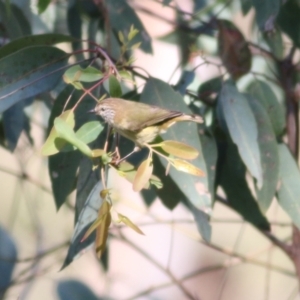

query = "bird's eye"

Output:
[[100, 107, 105, 112]]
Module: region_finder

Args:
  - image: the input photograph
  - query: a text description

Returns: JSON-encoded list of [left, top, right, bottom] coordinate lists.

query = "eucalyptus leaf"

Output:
[[105, 0, 152, 54], [246, 94, 279, 212], [277, 144, 300, 229], [218, 81, 263, 188], [0, 46, 69, 113], [57, 280, 99, 300], [251, 0, 280, 31], [61, 182, 103, 269], [247, 80, 285, 137], [141, 78, 211, 210], [133, 157, 153, 192]]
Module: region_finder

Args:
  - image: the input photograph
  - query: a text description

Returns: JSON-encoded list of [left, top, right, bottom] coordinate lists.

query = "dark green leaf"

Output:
[[37, 0, 51, 14], [246, 94, 279, 212], [105, 0, 152, 54], [0, 46, 69, 113], [247, 80, 285, 137], [218, 141, 270, 230], [141, 77, 212, 236], [263, 28, 284, 59], [0, 2, 31, 39], [109, 75, 122, 98], [252, 0, 281, 31], [50, 151, 82, 210], [162, 0, 173, 5], [61, 182, 103, 269], [189, 204, 211, 242], [198, 76, 222, 103], [0, 34, 75, 60], [2, 98, 32, 151], [0, 226, 17, 299], [75, 157, 100, 222], [174, 70, 195, 95], [218, 81, 263, 188], [277, 0, 300, 47], [152, 155, 181, 210], [277, 144, 300, 229], [67, 2, 83, 55], [199, 132, 217, 201], [240, 0, 252, 15], [57, 280, 99, 300]]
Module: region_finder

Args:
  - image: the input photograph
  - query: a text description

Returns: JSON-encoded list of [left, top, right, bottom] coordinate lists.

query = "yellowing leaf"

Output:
[[81, 201, 111, 242], [100, 189, 110, 200], [133, 157, 153, 192], [115, 161, 161, 190], [41, 110, 75, 156], [95, 211, 111, 258], [158, 140, 199, 159], [170, 159, 205, 177], [118, 213, 144, 235]]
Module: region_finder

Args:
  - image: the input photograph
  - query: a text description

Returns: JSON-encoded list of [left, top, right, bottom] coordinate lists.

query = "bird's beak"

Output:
[[87, 108, 95, 114]]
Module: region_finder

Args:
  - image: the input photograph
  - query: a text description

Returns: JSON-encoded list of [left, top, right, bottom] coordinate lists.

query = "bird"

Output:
[[91, 97, 203, 148]]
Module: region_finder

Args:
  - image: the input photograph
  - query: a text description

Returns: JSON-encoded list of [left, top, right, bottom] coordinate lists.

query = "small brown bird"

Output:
[[92, 97, 203, 147]]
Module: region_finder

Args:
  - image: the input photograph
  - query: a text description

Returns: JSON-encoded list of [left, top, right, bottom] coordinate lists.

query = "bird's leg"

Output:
[[114, 146, 140, 165]]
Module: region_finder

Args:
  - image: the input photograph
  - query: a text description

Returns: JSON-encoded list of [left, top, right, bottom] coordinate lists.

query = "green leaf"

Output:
[[2, 98, 32, 151], [277, 144, 300, 229], [198, 76, 222, 103], [57, 280, 99, 300], [75, 121, 104, 144], [218, 140, 270, 230], [174, 70, 195, 95], [189, 205, 211, 242], [251, 0, 281, 31], [247, 80, 285, 137], [218, 81, 263, 188], [105, 0, 152, 54], [50, 151, 82, 210], [151, 155, 181, 210], [133, 157, 153, 192], [141, 77, 211, 213], [263, 28, 284, 59], [54, 117, 93, 157], [63, 65, 103, 84], [0, 33, 75, 61], [109, 75, 122, 98], [199, 132, 218, 202], [246, 94, 279, 212], [277, 0, 300, 47], [37, 0, 51, 14], [75, 157, 100, 222], [0, 2, 31, 40], [240, 0, 252, 15], [156, 140, 199, 159], [0, 46, 69, 113], [61, 182, 103, 269], [41, 110, 75, 156]]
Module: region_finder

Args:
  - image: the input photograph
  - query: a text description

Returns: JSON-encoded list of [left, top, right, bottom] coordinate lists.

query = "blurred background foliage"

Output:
[[1, 0, 300, 299]]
